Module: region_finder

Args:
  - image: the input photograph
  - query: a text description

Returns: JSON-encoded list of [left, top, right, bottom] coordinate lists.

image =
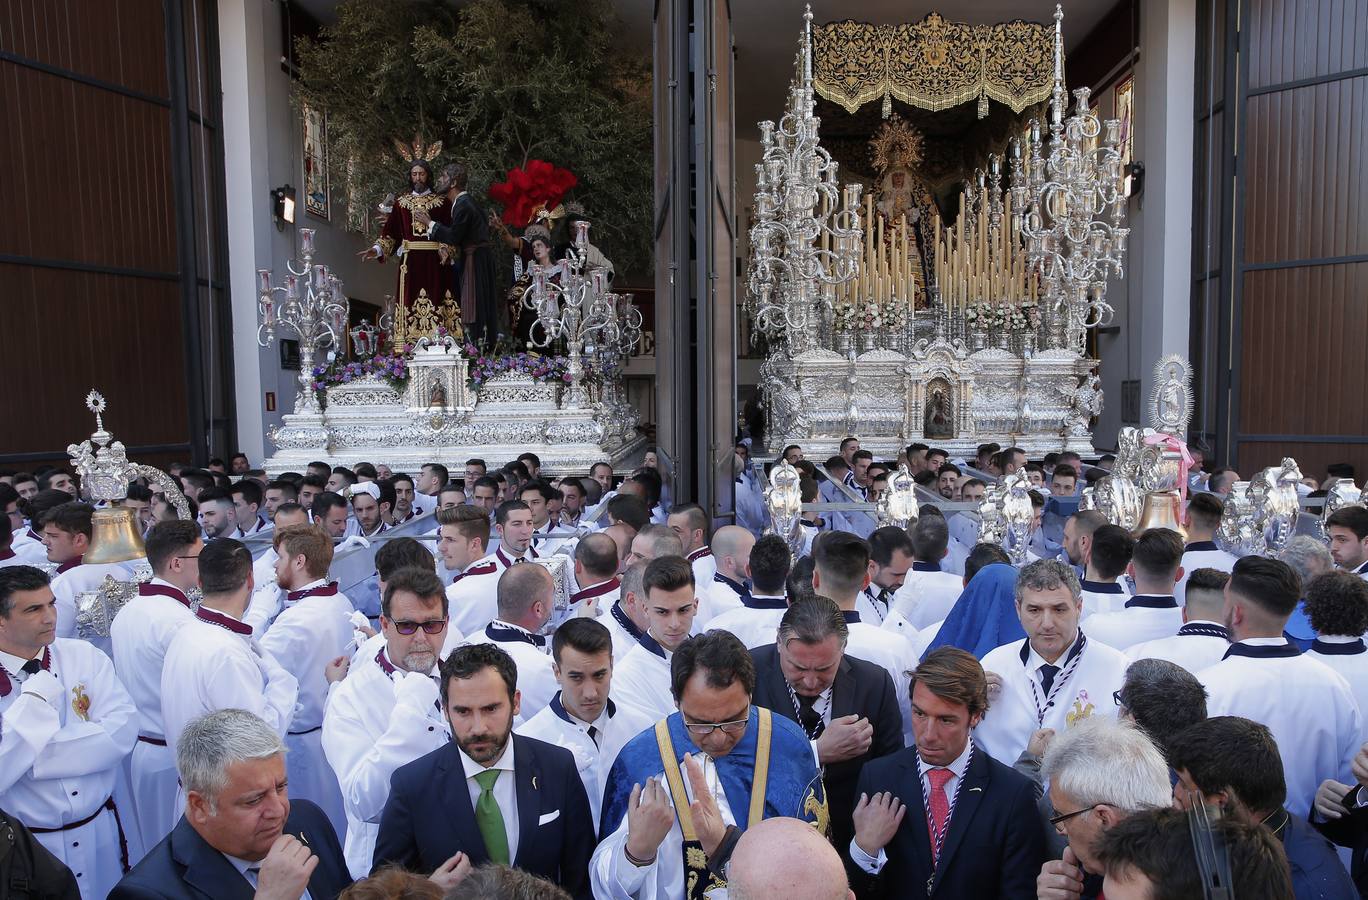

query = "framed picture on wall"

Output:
[[1115, 76, 1134, 169], [303, 104, 329, 220]]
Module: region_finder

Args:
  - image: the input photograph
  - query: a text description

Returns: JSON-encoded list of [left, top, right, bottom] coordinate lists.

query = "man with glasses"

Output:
[[323, 566, 453, 878], [594, 630, 826, 900]]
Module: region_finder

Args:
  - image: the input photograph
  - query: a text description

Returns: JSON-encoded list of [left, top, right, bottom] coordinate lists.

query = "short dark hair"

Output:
[[911, 516, 950, 562], [977, 442, 1000, 458], [265, 480, 299, 500], [273, 501, 305, 522], [517, 452, 541, 469], [495, 499, 531, 526], [145, 519, 202, 574], [1095, 806, 1294, 899], [300, 473, 328, 491], [869, 526, 914, 567], [422, 463, 449, 487], [670, 630, 756, 702], [1119, 658, 1208, 761], [44, 501, 94, 538], [937, 463, 961, 479], [471, 475, 499, 495], [812, 531, 870, 594], [911, 647, 988, 717], [575, 532, 619, 581], [825, 456, 849, 474], [1131, 528, 1185, 580], [1304, 570, 1368, 637], [629, 468, 663, 508], [441, 643, 518, 704], [644, 555, 694, 596], [520, 479, 558, 503], [606, 495, 650, 531], [851, 449, 874, 465], [1089, 524, 1135, 580], [964, 542, 1011, 583], [0, 566, 51, 617], [839, 437, 859, 451], [1187, 492, 1225, 530], [353, 462, 378, 480], [330, 466, 357, 487], [1168, 716, 1286, 815], [1327, 506, 1368, 541], [466, 458, 488, 471], [668, 504, 709, 538], [551, 617, 613, 665], [1051, 462, 1078, 481], [777, 595, 847, 647], [436, 504, 493, 545], [311, 490, 348, 520], [198, 538, 253, 595], [196, 486, 234, 507], [382, 566, 448, 620], [1229, 556, 1301, 618], [230, 479, 263, 509], [1185, 567, 1230, 595], [375, 537, 437, 581], [787, 555, 817, 604], [748, 534, 791, 596]]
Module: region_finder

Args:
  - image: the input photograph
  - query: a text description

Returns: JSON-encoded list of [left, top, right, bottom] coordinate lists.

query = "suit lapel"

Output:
[[173, 819, 255, 900], [512, 735, 539, 866], [900, 754, 935, 870], [764, 650, 792, 716], [831, 657, 855, 718], [438, 742, 489, 863], [931, 748, 989, 886]]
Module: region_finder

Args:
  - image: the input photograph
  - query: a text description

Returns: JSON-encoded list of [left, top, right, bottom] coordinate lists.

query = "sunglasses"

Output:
[[391, 618, 448, 636]]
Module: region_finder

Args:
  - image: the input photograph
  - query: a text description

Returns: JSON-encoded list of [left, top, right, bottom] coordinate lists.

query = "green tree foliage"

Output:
[[295, 0, 652, 273]]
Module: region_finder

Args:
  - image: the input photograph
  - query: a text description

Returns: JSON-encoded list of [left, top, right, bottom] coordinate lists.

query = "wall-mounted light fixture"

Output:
[[1123, 162, 1145, 199], [272, 184, 297, 230]]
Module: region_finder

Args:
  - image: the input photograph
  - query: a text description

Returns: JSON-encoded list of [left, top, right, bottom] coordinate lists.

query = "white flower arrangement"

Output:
[[857, 300, 884, 332], [834, 301, 860, 332], [883, 297, 909, 330]]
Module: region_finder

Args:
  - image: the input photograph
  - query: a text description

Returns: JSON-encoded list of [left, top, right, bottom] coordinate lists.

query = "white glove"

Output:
[[20, 670, 63, 709], [336, 535, 370, 553], [394, 670, 440, 713]]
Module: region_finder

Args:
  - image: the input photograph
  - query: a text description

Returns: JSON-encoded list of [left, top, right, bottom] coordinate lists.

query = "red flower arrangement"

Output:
[[488, 160, 578, 227]]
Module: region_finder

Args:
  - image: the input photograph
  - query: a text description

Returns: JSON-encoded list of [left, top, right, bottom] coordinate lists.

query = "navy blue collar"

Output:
[[742, 593, 787, 610], [1185, 541, 1220, 552], [485, 621, 547, 648], [912, 561, 942, 573], [1081, 579, 1126, 595], [638, 630, 670, 660], [610, 599, 645, 642], [551, 691, 615, 725], [713, 572, 752, 600], [1355, 561, 1368, 575], [1179, 622, 1230, 640], [1125, 594, 1179, 610], [841, 610, 861, 625], [1020, 633, 1086, 668], [1223, 640, 1301, 661], [1312, 638, 1367, 656]]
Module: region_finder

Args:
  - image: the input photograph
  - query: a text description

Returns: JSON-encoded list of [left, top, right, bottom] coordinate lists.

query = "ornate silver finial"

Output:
[[67, 390, 192, 518], [1148, 354, 1193, 436]]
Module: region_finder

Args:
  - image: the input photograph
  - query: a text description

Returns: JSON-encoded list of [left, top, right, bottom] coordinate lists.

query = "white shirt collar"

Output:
[[1318, 634, 1362, 644], [1238, 636, 1290, 646], [1025, 632, 1080, 671], [917, 738, 974, 779], [458, 737, 517, 781], [0, 647, 40, 677]]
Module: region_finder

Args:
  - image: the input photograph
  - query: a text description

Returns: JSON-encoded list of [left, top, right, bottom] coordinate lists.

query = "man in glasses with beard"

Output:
[[322, 567, 455, 879], [373, 642, 595, 898]]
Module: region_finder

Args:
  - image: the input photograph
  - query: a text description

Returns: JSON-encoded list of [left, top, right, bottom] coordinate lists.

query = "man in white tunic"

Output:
[[259, 524, 356, 838], [667, 504, 715, 586], [461, 563, 558, 723], [706, 534, 791, 649], [1085, 528, 1186, 651], [606, 561, 653, 662], [977, 559, 1129, 764], [435, 504, 490, 584], [1326, 507, 1368, 580], [892, 515, 965, 629], [517, 617, 653, 831], [244, 503, 310, 637], [1126, 567, 1232, 672], [322, 566, 451, 878], [446, 500, 538, 638], [0, 566, 138, 899], [1300, 569, 1368, 745], [109, 520, 202, 854], [1199, 555, 1363, 817], [565, 532, 621, 622], [1075, 522, 1134, 618], [614, 556, 701, 724], [699, 526, 753, 626], [44, 502, 143, 641], [1177, 493, 1238, 603]]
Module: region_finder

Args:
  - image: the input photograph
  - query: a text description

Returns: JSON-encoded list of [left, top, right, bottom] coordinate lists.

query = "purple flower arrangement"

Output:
[[312, 353, 409, 394]]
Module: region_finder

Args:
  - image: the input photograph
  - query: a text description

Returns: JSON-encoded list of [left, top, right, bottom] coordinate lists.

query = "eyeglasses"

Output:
[[682, 717, 749, 736], [1113, 689, 1126, 708], [1049, 804, 1099, 828], [392, 618, 448, 636]]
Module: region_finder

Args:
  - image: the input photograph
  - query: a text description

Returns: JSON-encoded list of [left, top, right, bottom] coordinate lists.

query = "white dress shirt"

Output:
[[850, 740, 975, 873], [459, 739, 519, 864]]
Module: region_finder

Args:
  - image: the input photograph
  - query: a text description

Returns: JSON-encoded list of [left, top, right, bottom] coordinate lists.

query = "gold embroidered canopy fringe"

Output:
[[812, 13, 1056, 119]]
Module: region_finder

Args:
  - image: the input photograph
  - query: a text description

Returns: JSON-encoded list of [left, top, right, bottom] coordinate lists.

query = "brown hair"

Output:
[[339, 867, 443, 900], [273, 523, 333, 578], [909, 646, 989, 717], [436, 503, 492, 545]]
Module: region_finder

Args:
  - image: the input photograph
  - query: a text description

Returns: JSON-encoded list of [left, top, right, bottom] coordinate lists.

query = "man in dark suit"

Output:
[[849, 647, 1046, 899], [110, 709, 352, 900], [373, 643, 595, 899], [415, 163, 499, 345], [750, 595, 903, 864]]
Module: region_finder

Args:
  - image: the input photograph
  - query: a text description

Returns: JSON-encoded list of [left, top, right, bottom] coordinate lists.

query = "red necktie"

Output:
[[927, 768, 954, 863]]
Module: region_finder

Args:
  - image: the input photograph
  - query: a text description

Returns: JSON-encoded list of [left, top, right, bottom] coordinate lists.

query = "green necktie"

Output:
[[473, 769, 510, 865]]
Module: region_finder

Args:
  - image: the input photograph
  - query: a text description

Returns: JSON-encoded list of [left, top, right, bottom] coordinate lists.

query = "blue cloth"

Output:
[[1281, 811, 1357, 899], [1285, 600, 1318, 651], [599, 707, 824, 842], [924, 563, 1025, 660]]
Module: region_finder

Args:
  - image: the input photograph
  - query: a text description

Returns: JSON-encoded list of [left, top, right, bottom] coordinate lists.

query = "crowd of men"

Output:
[[2, 439, 1368, 900]]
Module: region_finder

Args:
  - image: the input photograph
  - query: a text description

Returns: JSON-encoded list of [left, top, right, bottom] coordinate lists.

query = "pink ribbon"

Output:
[[1143, 432, 1194, 506]]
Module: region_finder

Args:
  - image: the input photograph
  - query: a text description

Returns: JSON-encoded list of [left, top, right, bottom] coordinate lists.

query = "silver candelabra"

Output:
[[745, 6, 863, 355], [257, 227, 349, 414], [1011, 5, 1130, 354]]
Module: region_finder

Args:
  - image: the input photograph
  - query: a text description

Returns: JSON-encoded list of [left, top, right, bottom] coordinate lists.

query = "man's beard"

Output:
[[456, 723, 511, 764], [401, 649, 436, 674], [411, 178, 429, 194]]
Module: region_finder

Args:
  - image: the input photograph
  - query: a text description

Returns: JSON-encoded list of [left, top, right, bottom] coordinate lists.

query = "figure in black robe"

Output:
[[422, 164, 500, 346]]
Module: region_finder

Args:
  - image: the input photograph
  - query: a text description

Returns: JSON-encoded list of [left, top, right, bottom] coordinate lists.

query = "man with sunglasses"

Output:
[[594, 630, 826, 900], [323, 566, 453, 879]]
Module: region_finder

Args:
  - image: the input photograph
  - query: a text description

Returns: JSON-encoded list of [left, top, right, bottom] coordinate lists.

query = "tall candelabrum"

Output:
[[745, 6, 862, 355], [257, 228, 349, 414], [582, 290, 643, 412], [1011, 5, 1130, 354], [524, 220, 638, 409]]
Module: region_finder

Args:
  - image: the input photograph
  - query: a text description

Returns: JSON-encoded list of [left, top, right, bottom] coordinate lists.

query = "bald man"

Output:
[[461, 562, 558, 724], [700, 524, 756, 626], [729, 817, 853, 900], [603, 522, 637, 575]]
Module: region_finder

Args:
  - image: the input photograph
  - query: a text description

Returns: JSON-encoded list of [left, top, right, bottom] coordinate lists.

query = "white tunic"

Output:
[[1304, 636, 1368, 746], [108, 579, 197, 852], [1177, 542, 1239, 604], [0, 547, 29, 569], [698, 574, 746, 626], [612, 641, 677, 723], [604, 601, 647, 662], [892, 566, 965, 629], [51, 558, 143, 642], [516, 695, 654, 831], [688, 549, 716, 588], [12, 529, 51, 567], [321, 645, 450, 878], [1200, 639, 1363, 817], [1083, 596, 1185, 651], [461, 622, 559, 724], [445, 558, 502, 638], [1079, 578, 1132, 619], [705, 597, 789, 649], [0, 639, 138, 900], [1125, 621, 1231, 673], [976, 634, 1128, 764]]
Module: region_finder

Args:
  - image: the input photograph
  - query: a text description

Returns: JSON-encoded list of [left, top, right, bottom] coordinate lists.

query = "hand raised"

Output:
[[413, 208, 432, 226], [1352, 742, 1368, 786], [428, 851, 472, 890], [985, 670, 1003, 706], [324, 655, 350, 684], [684, 753, 726, 855], [625, 778, 675, 863], [1316, 779, 1353, 821], [1026, 728, 1056, 759], [852, 791, 906, 858], [815, 714, 874, 764], [1036, 846, 1085, 900], [252, 834, 317, 900]]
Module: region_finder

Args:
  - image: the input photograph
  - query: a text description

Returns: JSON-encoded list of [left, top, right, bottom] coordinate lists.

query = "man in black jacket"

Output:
[[0, 807, 79, 900], [750, 596, 904, 868], [415, 163, 499, 346]]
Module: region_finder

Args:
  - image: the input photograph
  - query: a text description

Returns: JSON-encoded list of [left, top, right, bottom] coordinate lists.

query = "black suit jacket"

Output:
[[1312, 784, 1368, 896], [109, 800, 350, 900], [372, 734, 594, 899], [852, 746, 1046, 900], [750, 644, 904, 860]]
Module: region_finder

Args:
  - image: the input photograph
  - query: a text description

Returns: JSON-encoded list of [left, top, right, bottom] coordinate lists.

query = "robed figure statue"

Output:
[[416, 163, 500, 347]]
